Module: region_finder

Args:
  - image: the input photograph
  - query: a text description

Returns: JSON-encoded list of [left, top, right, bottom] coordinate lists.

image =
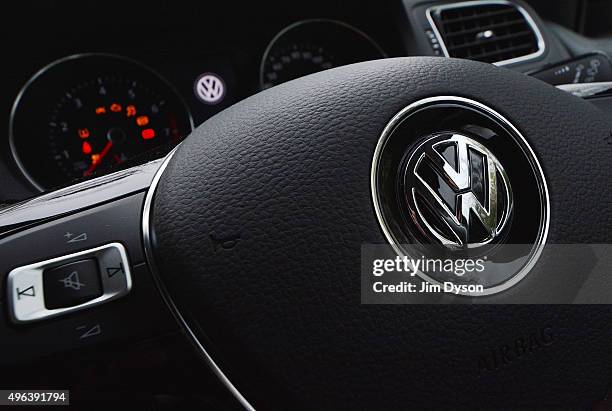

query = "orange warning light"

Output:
[[91, 154, 100, 163], [110, 103, 122, 113], [82, 141, 92, 154], [126, 105, 137, 117], [136, 115, 149, 126], [78, 128, 90, 139], [95, 107, 106, 115], [141, 128, 155, 140]]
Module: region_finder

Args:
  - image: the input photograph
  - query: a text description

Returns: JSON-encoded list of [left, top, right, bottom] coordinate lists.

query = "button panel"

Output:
[[7, 243, 132, 323]]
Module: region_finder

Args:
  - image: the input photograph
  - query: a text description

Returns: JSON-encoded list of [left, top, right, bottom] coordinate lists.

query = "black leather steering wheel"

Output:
[[2, 57, 612, 410]]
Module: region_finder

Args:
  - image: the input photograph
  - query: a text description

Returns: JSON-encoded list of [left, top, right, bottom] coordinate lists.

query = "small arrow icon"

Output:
[[76, 324, 102, 339], [106, 263, 124, 278], [67, 232, 88, 243], [16, 285, 35, 299]]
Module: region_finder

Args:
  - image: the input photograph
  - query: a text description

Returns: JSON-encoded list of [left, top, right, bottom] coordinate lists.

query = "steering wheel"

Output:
[[2, 57, 612, 409]]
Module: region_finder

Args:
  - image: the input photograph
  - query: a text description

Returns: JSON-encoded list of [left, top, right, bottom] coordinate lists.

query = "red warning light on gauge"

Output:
[[82, 141, 92, 154], [78, 128, 90, 139], [126, 105, 137, 117], [136, 115, 149, 126], [141, 128, 155, 140]]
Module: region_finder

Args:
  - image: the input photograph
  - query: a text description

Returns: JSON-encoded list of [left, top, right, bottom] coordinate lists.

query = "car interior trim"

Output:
[[425, 0, 546, 66]]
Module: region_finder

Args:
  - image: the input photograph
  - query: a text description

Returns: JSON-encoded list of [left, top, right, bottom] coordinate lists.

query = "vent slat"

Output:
[[430, 2, 542, 65], [439, 8, 519, 25], [446, 31, 532, 51], [468, 43, 536, 61], [443, 19, 529, 37]]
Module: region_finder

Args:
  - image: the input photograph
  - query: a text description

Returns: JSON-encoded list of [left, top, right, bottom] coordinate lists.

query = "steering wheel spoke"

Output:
[[0, 159, 177, 364]]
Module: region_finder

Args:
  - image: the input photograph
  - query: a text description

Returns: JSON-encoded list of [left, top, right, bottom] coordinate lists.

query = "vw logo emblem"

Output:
[[371, 96, 550, 295], [403, 133, 513, 248], [194, 73, 226, 105]]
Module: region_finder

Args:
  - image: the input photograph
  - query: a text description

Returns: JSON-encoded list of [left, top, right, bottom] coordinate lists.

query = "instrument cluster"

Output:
[[6, 19, 386, 191], [10, 54, 193, 190]]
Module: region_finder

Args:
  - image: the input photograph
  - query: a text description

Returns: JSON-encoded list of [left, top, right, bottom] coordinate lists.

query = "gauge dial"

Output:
[[10, 54, 192, 190], [261, 19, 385, 89], [263, 43, 337, 87], [48, 76, 183, 180]]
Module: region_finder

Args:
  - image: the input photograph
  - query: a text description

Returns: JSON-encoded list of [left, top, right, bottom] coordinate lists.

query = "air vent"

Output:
[[426, 1, 545, 65]]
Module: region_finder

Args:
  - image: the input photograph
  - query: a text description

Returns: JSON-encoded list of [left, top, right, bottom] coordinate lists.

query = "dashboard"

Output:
[[8, 20, 386, 191], [0, 0, 609, 201]]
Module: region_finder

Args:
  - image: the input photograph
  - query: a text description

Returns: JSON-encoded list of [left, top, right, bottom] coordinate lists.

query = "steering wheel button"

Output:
[[43, 259, 102, 309], [6, 243, 132, 323]]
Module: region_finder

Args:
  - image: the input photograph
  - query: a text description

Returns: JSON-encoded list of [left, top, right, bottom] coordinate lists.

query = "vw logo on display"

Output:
[[194, 73, 226, 105], [403, 133, 513, 248]]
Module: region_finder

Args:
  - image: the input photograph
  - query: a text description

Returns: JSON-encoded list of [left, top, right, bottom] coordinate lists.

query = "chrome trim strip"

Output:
[[425, 0, 546, 67], [142, 148, 256, 411], [556, 81, 612, 98], [371, 96, 550, 296], [0, 158, 163, 238]]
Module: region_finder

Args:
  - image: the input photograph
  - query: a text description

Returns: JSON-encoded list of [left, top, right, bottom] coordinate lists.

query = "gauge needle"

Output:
[[84, 140, 113, 176]]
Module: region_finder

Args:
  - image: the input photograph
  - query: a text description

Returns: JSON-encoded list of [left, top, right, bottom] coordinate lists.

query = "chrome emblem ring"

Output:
[[371, 96, 550, 295]]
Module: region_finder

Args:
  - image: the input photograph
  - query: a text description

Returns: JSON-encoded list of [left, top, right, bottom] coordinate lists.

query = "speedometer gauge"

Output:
[[262, 43, 338, 87], [10, 54, 192, 190], [260, 19, 385, 89]]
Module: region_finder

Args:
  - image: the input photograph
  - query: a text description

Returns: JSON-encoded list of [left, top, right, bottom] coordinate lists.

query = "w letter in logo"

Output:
[[403, 133, 513, 247]]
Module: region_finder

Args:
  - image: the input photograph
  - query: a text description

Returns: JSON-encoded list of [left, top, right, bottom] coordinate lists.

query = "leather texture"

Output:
[[151, 57, 612, 410]]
